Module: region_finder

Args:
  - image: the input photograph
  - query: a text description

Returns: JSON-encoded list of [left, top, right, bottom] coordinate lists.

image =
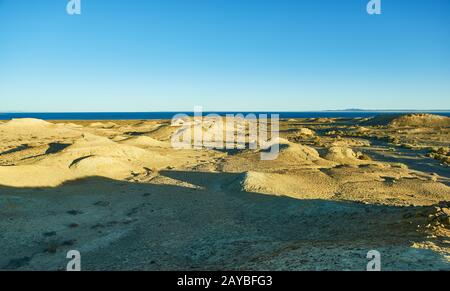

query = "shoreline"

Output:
[[1, 111, 450, 121]]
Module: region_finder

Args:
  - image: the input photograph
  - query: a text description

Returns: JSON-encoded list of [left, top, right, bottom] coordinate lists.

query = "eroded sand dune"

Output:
[[364, 113, 450, 128]]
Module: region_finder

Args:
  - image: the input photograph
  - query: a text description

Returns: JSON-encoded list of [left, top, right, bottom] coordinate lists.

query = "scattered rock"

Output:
[[425, 201, 450, 229]]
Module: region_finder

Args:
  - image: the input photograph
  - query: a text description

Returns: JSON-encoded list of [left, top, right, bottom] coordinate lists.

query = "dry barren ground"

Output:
[[0, 114, 449, 270]]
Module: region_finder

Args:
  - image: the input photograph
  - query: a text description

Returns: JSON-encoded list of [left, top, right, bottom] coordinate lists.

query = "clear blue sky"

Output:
[[0, 0, 449, 112]]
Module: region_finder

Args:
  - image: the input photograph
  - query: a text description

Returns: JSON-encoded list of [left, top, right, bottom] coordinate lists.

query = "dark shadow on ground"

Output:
[[45, 143, 71, 155], [0, 172, 447, 271], [360, 139, 450, 180], [0, 144, 30, 156]]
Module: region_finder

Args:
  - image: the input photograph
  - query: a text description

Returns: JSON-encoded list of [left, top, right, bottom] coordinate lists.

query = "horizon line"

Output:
[[1, 109, 450, 114]]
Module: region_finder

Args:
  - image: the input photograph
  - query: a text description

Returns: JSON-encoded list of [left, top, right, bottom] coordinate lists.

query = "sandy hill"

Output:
[[234, 170, 337, 199], [2, 118, 52, 127], [262, 138, 322, 160], [0, 132, 174, 187], [222, 138, 336, 172], [0, 118, 82, 138], [364, 114, 450, 127], [324, 146, 373, 166]]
